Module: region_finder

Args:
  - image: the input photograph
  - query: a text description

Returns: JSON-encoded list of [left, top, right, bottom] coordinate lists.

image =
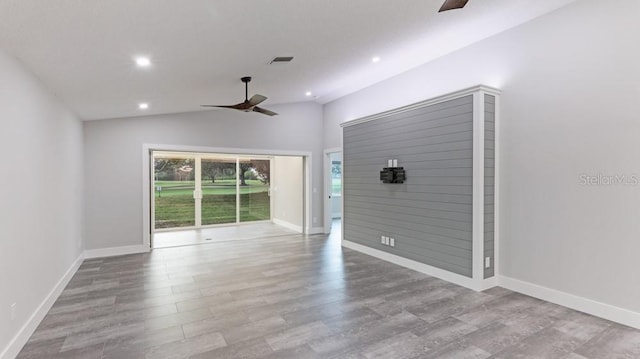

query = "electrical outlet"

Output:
[[313, 217, 317, 223], [10, 303, 16, 321], [390, 238, 395, 247], [485, 257, 491, 268]]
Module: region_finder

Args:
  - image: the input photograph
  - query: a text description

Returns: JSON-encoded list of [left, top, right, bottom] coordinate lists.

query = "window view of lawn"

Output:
[[154, 180, 196, 228], [332, 160, 342, 195], [153, 155, 271, 229]]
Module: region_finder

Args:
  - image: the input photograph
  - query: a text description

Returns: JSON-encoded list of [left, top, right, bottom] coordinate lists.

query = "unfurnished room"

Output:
[[1, 0, 640, 358]]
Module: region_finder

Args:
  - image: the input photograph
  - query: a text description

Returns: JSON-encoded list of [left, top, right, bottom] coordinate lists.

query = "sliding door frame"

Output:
[[143, 144, 312, 249]]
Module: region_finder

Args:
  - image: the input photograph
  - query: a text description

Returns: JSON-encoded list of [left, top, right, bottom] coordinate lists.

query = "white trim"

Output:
[[154, 225, 199, 233], [145, 144, 314, 157], [500, 275, 640, 330], [341, 134, 345, 244], [303, 156, 311, 234], [341, 85, 501, 128], [323, 147, 342, 234], [342, 240, 491, 291], [84, 245, 149, 259], [269, 158, 275, 222], [493, 94, 501, 278], [143, 148, 152, 251], [235, 157, 240, 224], [0, 254, 84, 359], [143, 143, 313, 247], [472, 91, 485, 284], [272, 218, 303, 233], [194, 154, 202, 227]]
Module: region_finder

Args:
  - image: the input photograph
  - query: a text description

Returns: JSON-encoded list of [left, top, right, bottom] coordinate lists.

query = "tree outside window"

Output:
[[331, 160, 341, 195]]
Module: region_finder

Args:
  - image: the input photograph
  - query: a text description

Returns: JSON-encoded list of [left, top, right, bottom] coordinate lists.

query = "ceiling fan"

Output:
[[439, 0, 469, 12], [202, 76, 278, 116]]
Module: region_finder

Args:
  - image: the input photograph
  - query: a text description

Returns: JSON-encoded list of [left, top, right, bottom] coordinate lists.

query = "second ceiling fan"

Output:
[[204, 1, 469, 116]]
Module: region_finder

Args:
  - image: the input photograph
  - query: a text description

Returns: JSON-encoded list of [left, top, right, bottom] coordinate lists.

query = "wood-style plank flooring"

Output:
[[18, 223, 640, 358]]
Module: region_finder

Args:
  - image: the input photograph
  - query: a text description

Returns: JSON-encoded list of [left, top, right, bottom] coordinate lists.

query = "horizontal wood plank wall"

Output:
[[484, 94, 496, 279], [343, 95, 474, 277]]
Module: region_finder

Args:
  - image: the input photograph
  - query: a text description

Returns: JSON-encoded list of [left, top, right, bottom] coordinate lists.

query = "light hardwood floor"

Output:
[[17, 223, 640, 358]]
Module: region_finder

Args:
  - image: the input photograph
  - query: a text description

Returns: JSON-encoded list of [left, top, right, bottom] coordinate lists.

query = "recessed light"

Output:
[[305, 91, 312, 97], [372, 56, 381, 63], [138, 103, 149, 110], [135, 57, 151, 67]]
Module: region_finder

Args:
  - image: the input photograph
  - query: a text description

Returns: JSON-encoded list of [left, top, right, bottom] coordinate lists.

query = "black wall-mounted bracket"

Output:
[[380, 167, 406, 184]]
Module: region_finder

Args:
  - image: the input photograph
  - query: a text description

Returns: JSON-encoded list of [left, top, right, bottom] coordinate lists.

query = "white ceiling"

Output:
[[0, 0, 576, 120]]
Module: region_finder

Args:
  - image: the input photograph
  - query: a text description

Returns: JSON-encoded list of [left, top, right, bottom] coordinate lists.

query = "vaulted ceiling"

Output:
[[0, 0, 576, 120]]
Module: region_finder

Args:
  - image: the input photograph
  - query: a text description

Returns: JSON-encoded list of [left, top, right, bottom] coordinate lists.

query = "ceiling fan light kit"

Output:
[[202, 76, 278, 116]]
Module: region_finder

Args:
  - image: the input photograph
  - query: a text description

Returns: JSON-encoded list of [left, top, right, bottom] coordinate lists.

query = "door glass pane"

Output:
[[154, 154, 195, 229], [239, 159, 271, 222], [201, 157, 237, 225], [331, 160, 342, 195]]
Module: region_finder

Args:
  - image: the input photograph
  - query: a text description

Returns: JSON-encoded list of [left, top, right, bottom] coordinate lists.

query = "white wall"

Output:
[[0, 49, 83, 357], [84, 102, 324, 250], [325, 0, 640, 315], [272, 156, 304, 231]]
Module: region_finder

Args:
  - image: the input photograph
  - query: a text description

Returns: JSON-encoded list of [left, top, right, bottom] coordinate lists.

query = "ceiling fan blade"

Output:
[[439, 0, 469, 12], [253, 106, 278, 116], [249, 94, 267, 106], [203, 77, 276, 115], [201, 103, 247, 110]]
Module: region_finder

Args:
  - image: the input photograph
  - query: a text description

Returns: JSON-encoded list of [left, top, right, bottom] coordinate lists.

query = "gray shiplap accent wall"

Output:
[[343, 95, 474, 277], [484, 94, 496, 279]]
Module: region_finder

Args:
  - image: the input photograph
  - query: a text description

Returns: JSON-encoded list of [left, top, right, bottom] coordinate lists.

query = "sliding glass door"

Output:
[[153, 153, 196, 229], [239, 158, 271, 222], [201, 156, 237, 225], [153, 151, 271, 231]]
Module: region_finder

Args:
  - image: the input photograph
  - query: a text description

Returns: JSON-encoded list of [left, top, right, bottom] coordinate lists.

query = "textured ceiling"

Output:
[[0, 0, 576, 120]]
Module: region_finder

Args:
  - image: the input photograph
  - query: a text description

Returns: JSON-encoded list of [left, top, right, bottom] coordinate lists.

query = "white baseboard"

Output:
[[342, 240, 640, 329], [342, 240, 493, 291], [272, 218, 303, 233], [500, 275, 640, 330], [84, 244, 149, 259], [0, 253, 85, 359], [307, 226, 325, 235]]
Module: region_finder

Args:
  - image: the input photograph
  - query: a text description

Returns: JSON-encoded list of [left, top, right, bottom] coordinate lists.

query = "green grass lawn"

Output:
[[154, 180, 270, 229], [154, 179, 267, 196], [332, 178, 342, 194]]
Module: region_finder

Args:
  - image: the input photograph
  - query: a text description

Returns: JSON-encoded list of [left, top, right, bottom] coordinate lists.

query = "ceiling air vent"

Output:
[[269, 56, 294, 64]]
